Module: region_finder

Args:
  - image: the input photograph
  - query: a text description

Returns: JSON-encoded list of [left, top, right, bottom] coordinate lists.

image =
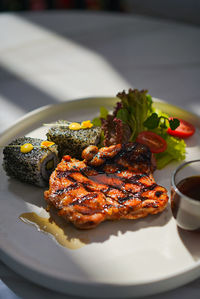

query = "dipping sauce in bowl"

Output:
[[176, 176, 200, 201], [171, 160, 200, 231]]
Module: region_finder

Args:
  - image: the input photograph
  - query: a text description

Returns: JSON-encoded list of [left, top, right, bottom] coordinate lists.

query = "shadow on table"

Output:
[[0, 64, 58, 112], [19, 11, 200, 116]]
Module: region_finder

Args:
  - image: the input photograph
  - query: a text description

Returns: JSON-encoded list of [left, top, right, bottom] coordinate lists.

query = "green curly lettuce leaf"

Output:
[[155, 135, 186, 169], [116, 89, 153, 141], [92, 106, 109, 126], [145, 108, 186, 169]]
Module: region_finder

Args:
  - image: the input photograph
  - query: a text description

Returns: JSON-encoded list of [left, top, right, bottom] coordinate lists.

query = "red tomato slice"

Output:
[[136, 131, 167, 153], [167, 118, 195, 138]]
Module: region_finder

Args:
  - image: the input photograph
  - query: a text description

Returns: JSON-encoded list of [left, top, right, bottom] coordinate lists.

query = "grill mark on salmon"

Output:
[[70, 193, 99, 206], [54, 182, 79, 195], [44, 142, 168, 229]]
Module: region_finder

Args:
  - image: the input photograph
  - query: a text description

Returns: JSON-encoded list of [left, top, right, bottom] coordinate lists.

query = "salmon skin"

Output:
[[44, 143, 168, 229]]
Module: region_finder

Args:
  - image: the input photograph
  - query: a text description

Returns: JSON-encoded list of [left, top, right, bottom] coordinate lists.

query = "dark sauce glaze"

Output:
[[52, 143, 161, 210]]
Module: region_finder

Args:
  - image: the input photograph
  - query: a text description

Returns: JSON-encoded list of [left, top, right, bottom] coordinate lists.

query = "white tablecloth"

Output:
[[0, 11, 200, 299]]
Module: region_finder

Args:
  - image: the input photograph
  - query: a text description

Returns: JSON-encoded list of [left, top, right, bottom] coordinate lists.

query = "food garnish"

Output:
[[93, 89, 190, 169], [3, 141, 56, 153], [68, 120, 93, 130], [155, 135, 186, 169], [44, 120, 93, 130], [80, 120, 93, 129], [20, 143, 34, 153], [41, 141, 55, 148], [136, 131, 167, 154], [167, 118, 195, 138], [69, 122, 81, 130], [143, 113, 180, 131]]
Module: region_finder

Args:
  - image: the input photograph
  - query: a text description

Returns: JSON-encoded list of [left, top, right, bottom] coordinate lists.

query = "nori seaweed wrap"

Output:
[[3, 137, 59, 187], [46, 120, 101, 159]]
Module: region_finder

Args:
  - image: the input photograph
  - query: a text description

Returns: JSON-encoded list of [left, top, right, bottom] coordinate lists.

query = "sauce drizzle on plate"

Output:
[[19, 212, 88, 249]]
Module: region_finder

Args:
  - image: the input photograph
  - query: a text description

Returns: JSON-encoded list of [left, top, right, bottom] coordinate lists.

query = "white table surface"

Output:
[[0, 10, 200, 299]]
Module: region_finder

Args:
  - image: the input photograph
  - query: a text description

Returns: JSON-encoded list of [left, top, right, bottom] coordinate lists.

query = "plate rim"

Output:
[[1, 96, 200, 144]]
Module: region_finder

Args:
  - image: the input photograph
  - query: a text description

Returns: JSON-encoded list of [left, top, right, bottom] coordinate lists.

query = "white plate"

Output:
[[0, 97, 200, 298]]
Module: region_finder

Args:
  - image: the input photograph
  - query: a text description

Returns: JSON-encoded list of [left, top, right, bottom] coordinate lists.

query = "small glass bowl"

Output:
[[171, 159, 200, 231]]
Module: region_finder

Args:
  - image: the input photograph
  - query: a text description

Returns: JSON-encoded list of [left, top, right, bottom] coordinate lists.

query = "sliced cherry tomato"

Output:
[[167, 118, 195, 138], [136, 131, 167, 153]]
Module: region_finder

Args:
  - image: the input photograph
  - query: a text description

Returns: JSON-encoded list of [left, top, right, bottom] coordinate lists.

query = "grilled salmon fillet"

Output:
[[44, 143, 168, 229]]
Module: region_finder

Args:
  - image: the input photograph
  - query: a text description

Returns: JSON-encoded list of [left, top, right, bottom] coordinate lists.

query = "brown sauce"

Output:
[[19, 212, 89, 249], [171, 176, 200, 231], [177, 176, 200, 201]]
